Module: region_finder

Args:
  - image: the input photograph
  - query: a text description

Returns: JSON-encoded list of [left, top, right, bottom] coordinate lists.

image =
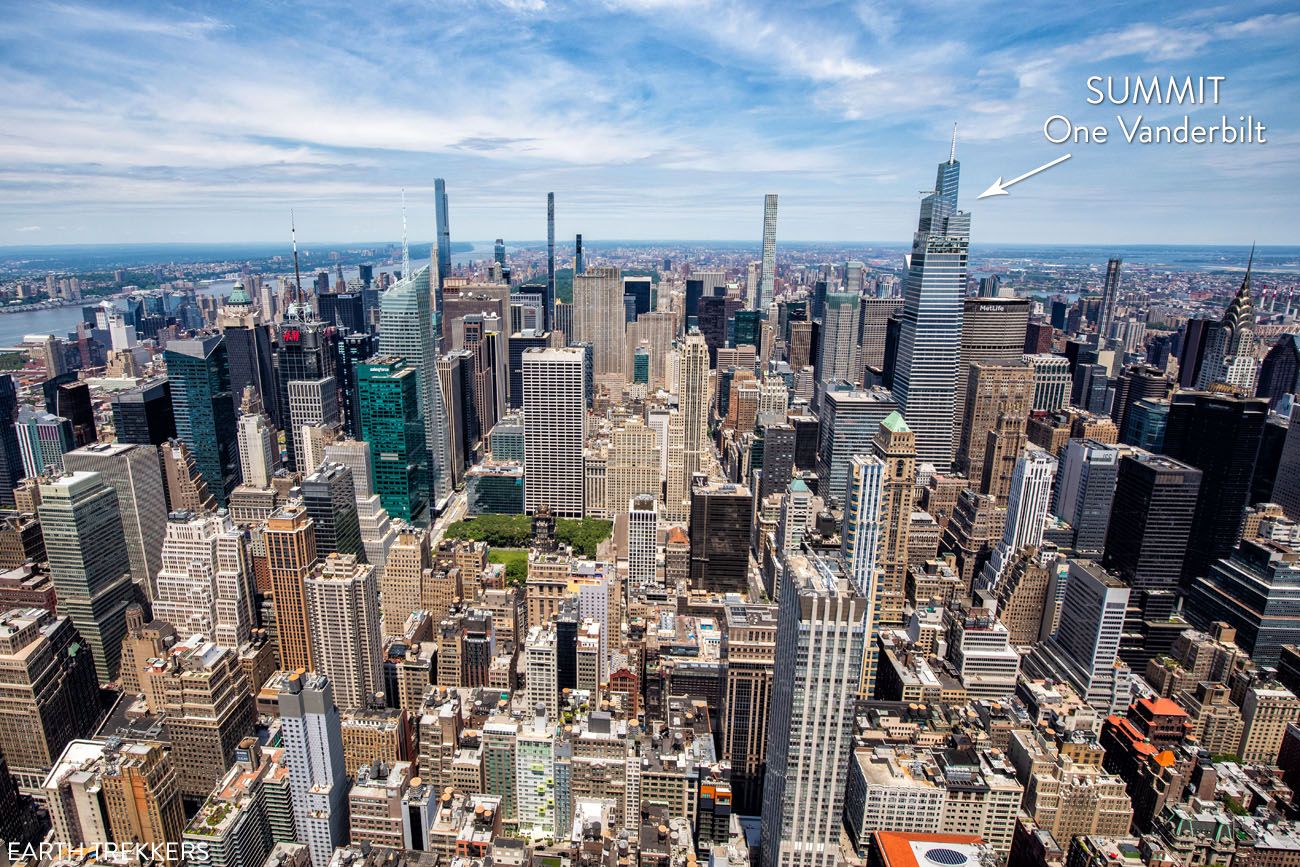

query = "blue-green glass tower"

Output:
[[164, 334, 239, 505], [357, 355, 428, 524]]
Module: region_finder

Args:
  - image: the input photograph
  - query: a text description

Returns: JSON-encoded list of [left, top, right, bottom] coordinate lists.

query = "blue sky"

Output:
[[1, 0, 1298, 246]]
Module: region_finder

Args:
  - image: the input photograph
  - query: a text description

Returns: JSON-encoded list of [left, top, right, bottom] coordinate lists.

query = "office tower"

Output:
[[981, 413, 1029, 504], [1052, 439, 1118, 558], [818, 291, 861, 385], [17, 407, 74, 477], [573, 265, 626, 380], [1258, 335, 1300, 407], [759, 421, 796, 500], [336, 331, 377, 438], [722, 601, 777, 814], [1000, 448, 1056, 554], [1178, 317, 1213, 388], [506, 329, 550, 410], [218, 283, 280, 427], [0, 608, 101, 790], [955, 360, 1033, 488], [1103, 453, 1201, 607], [698, 295, 738, 363], [627, 495, 658, 591], [1023, 354, 1072, 412], [605, 418, 660, 521], [859, 298, 902, 371], [317, 290, 366, 336], [165, 334, 240, 506], [1097, 257, 1122, 340], [955, 297, 1031, 443], [380, 266, 450, 511], [843, 456, 884, 693], [0, 375, 23, 505], [237, 388, 279, 489], [523, 347, 587, 516], [305, 554, 382, 710], [1197, 253, 1259, 393], [435, 354, 467, 489], [758, 194, 778, 309], [624, 275, 652, 317], [110, 378, 176, 447], [1110, 364, 1172, 437], [161, 438, 216, 514], [815, 386, 898, 507], [357, 356, 428, 524], [873, 413, 915, 626], [1163, 391, 1269, 576], [574, 233, 584, 276], [689, 480, 753, 594], [761, 553, 866, 867], [544, 192, 555, 330], [152, 636, 255, 799], [435, 177, 451, 286], [777, 478, 814, 555], [1122, 398, 1169, 451], [685, 278, 704, 321], [38, 472, 134, 683], [62, 442, 166, 602], [1185, 541, 1300, 668], [152, 510, 256, 647], [1278, 422, 1300, 521], [1026, 560, 1132, 714], [279, 672, 349, 867], [264, 504, 318, 672], [892, 144, 969, 469], [286, 376, 338, 473], [43, 378, 95, 447], [300, 463, 362, 559]]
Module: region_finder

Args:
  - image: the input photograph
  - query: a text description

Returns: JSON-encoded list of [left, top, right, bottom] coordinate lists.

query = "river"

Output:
[[0, 242, 497, 348]]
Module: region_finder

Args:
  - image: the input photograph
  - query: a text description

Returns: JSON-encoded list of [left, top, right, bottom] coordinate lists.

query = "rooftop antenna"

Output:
[[949, 123, 958, 165], [291, 210, 303, 303], [401, 188, 410, 281]]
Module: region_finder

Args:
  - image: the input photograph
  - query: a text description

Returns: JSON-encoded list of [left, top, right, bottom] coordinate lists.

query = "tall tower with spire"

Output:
[[1196, 245, 1259, 394], [892, 131, 970, 469]]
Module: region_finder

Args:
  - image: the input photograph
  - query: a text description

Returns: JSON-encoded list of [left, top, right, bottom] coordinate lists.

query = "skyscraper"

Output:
[[1163, 391, 1269, 577], [379, 265, 450, 512], [955, 297, 1030, 445], [300, 463, 363, 559], [236, 388, 279, 489], [843, 455, 884, 693], [278, 672, 349, 867], [667, 332, 710, 520], [572, 265, 625, 381], [152, 510, 256, 648], [872, 412, 915, 628], [304, 554, 382, 710], [688, 480, 752, 594], [264, 504, 318, 672], [818, 291, 861, 386], [109, 379, 176, 447], [0, 375, 23, 506], [63, 442, 168, 603], [38, 472, 136, 683], [574, 233, 584, 276], [815, 387, 899, 507], [522, 348, 587, 516], [758, 194, 778, 309], [1197, 251, 1259, 394], [357, 355, 428, 524], [546, 192, 555, 331], [722, 601, 778, 814], [761, 553, 866, 867], [892, 143, 969, 469], [1096, 257, 1122, 342], [16, 408, 73, 478], [1103, 453, 1201, 613], [218, 282, 280, 427], [165, 334, 240, 506], [1052, 438, 1119, 558], [627, 495, 658, 592], [274, 317, 336, 472], [435, 177, 451, 287]]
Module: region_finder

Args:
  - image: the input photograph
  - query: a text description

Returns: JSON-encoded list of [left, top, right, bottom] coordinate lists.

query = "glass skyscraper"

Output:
[[164, 334, 240, 506], [892, 143, 969, 469], [379, 264, 451, 513], [357, 355, 428, 524]]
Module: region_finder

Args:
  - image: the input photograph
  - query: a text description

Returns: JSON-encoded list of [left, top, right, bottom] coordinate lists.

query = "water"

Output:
[[0, 241, 497, 348]]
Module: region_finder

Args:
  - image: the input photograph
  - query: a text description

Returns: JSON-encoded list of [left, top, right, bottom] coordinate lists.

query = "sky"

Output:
[[1, 0, 1299, 247]]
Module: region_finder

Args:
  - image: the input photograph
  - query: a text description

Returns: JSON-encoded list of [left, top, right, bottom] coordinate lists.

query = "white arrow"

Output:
[[977, 153, 1072, 199]]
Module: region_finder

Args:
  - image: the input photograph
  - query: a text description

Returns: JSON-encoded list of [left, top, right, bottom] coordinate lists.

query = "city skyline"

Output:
[[2, 1, 1298, 246]]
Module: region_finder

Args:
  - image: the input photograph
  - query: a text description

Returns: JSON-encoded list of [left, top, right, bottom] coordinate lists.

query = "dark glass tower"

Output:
[[1163, 391, 1269, 577], [688, 480, 754, 594], [275, 316, 337, 471], [435, 177, 451, 287], [110, 379, 176, 446], [0, 375, 22, 507], [1103, 453, 1201, 601], [300, 463, 363, 559], [336, 331, 377, 439], [164, 334, 240, 506]]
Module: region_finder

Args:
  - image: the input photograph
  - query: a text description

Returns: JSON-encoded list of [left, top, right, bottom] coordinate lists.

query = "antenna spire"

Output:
[[949, 123, 958, 164], [1243, 242, 1255, 291], [401, 189, 410, 281], [290, 209, 303, 303]]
